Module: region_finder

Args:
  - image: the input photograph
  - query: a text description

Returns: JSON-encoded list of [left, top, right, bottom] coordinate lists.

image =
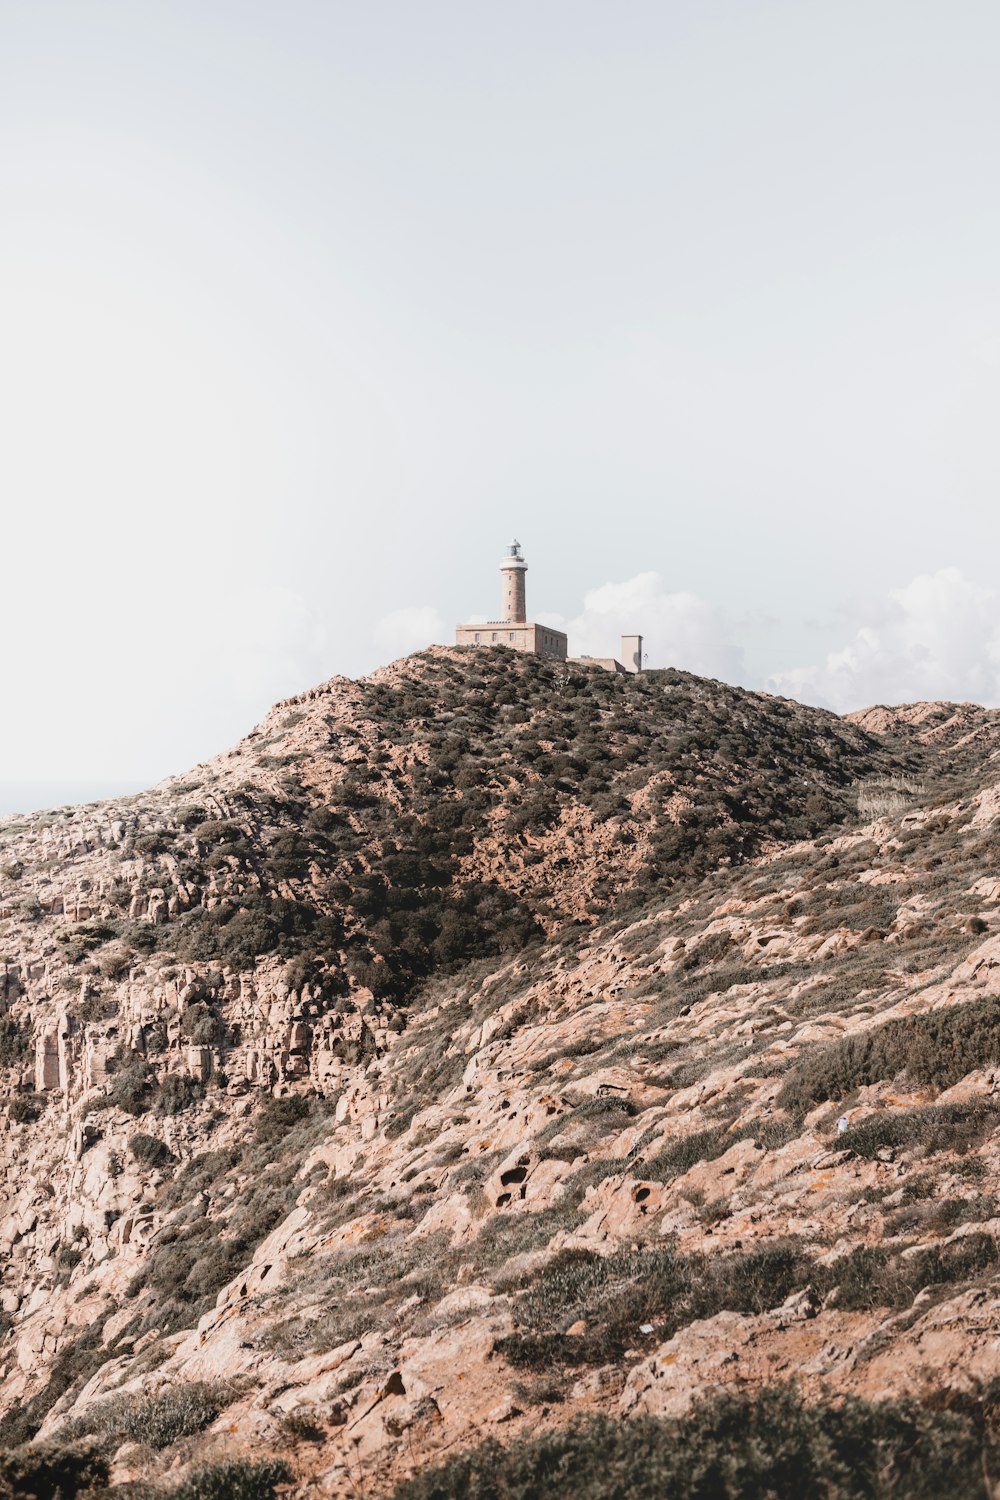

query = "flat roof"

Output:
[[456, 621, 567, 635]]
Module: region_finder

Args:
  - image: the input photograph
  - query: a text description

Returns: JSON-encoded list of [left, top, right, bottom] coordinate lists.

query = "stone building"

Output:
[[573, 635, 644, 674], [456, 539, 643, 671]]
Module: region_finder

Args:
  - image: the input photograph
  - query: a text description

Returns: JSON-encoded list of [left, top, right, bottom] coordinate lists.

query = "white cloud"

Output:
[[767, 568, 1000, 711], [373, 605, 447, 659], [544, 572, 745, 681], [227, 585, 331, 705]]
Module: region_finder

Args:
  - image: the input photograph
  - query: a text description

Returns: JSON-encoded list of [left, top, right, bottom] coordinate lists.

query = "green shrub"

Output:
[[835, 1101, 1000, 1160], [102, 1054, 154, 1116], [494, 1240, 806, 1370], [253, 1095, 310, 1144], [820, 1235, 1000, 1311], [169, 895, 335, 971], [133, 829, 174, 856], [61, 1379, 231, 1452], [643, 1126, 728, 1180], [779, 996, 1000, 1115], [192, 820, 246, 845], [0, 1441, 108, 1498], [388, 1385, 997, 1500], [167, 1458, 291, 1500], [7, 1095, 41, 1124], [177, 805, 208, 828], [56, 921, 120, 965], [179, 1002, 221, 1047], [98, 948, 131, 981], [129, 1133, 175, 1170], [0, 1015, 29, 1067], [153, 1072, 203, 1116], [275, 1410, 324, 1444]]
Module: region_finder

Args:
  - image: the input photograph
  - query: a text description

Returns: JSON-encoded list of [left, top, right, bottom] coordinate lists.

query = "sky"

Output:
[[3, 1, 1000, 812]]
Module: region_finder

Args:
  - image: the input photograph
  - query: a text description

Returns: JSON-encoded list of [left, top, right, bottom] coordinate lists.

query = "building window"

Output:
[[492, 632, 498, 642], [475, 632, 480, 643], [509, 631, 515, 640]]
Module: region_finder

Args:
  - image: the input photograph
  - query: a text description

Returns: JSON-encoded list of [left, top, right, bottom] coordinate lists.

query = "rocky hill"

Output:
[[3, 648, 1000, 1497]]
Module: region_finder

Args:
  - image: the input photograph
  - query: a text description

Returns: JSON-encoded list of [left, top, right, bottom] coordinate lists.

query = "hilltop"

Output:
[[3, 649, 1000, 1496]]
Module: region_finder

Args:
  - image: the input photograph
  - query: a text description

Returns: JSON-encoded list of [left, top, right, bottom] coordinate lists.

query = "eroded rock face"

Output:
[[2, 650, 1000, 1493]]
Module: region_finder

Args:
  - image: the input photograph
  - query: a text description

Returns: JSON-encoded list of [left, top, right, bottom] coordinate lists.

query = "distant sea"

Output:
[[0, 782, 148, 817]]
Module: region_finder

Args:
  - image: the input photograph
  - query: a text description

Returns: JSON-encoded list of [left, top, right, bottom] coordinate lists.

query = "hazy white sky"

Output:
[[4, 1, 1000, 806]]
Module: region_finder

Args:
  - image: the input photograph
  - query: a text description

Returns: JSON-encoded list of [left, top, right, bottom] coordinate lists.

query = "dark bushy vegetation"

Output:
[[494, 1225, 1000, 1373], [0, 1447, 286, 1500], [641, 1116, 797, 1183], [253, 1095, 310, 1144], [164, 895, 345, 975], [129, 1132, 175, 1170], [821, 1235, 1000, 1311], [84, 651, 906, 1010], [166, 1459, 291, 1500], [388, 1384, 1000, 1500], [6, 1095, 41, 1125], [60, 1380, 230, 1452], [154, 1073, 203, 1116], [833, 1100, 1000, 1161], [779, 997, 1000, 1115], [0, 1015, 29, 1068], [0, 1442, 107, 1499], [101, 1051, 154, 1116], [494, 1241, 805, 1369]]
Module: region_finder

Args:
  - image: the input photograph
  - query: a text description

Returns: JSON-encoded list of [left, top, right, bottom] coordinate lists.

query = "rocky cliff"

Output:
[[2, 648, 1000, 1496]]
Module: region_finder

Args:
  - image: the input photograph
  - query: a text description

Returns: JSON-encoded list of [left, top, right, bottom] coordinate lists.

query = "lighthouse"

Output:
[[501, 539, 528, 623], [455, 539, 568, 659], [455, 538, 644, 670]]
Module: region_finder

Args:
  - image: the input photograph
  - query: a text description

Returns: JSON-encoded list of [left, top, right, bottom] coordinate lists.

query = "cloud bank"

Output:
[[557, 572, 745, 684], [768, 568, 1000, 712]]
